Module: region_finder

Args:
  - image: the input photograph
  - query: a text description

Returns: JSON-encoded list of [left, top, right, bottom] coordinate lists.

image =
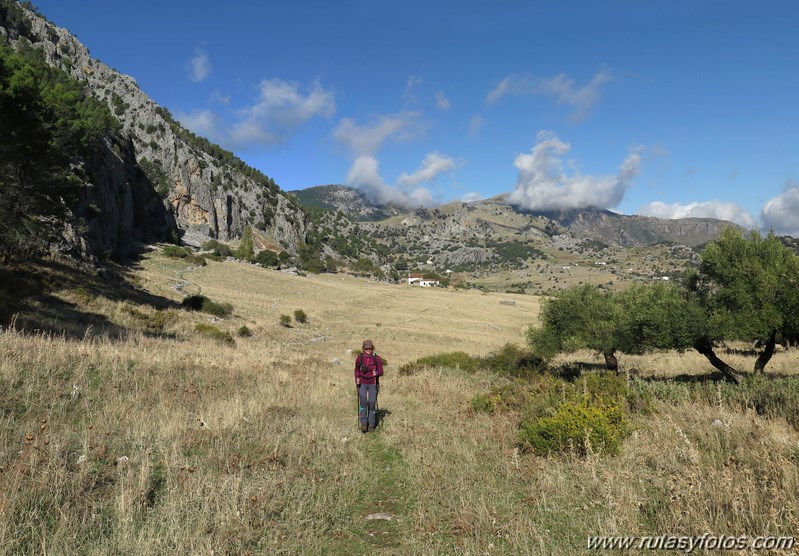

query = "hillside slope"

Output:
[[1, 1, 309, 256]]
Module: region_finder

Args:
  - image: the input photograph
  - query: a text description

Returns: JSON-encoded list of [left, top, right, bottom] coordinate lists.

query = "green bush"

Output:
[[201, 240, 233, 258], [181, 295, 233, 317], [482, 343, 547, 378], [161, 245, 191, 258], [195, 323, 235, 345], [254, 250, 279, 267], [279, 315, 292, 327], [518, 398, 628, 456], [470, 392, 503, 414], [398, 351, 479, 376], [237, 326, 253, 337], [294, 310, 307, 324]]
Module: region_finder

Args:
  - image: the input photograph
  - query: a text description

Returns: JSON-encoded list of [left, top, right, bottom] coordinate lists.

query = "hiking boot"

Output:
[[367, 425, 375, 432], [361, 424, 368, 433]]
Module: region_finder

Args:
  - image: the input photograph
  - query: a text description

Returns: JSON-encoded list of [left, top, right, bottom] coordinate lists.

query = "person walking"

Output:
[[355, 339, 383, 433]]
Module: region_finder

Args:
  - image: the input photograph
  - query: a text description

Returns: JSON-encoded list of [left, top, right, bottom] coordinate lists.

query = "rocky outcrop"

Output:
[[3, 4, 308, 256]]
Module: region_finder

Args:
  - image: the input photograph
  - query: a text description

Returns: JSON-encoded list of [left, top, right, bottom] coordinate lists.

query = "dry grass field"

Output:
[[2, 251, 799, 555]]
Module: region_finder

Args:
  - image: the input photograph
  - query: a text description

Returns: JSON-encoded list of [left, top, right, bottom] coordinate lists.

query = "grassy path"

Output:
[[327, 392, 416, 555]]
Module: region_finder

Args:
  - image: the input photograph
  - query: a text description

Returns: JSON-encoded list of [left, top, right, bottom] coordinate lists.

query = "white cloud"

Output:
[[468, 115, 484, 137], [188, 46, 211, 82], [508, 130, 640, 211], [334, 113, 455, 208], [535, 69, 612, 123], [761, 180, 799, 236], [397, 152, 461, 187], [209, 91, 231, 105], [486, 70, 612, 122], [639, 200, 757, 229], [486, 76, 514, 105], [435, 90, 451, 111], [461, 192, 483, 202], [175, 109, 222, 141], [333, 112, 423, 155], [346, 155, 433, 208], [177, 78, 335, 148]]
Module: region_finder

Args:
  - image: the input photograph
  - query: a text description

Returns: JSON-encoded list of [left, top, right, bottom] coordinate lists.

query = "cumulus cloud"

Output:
[[177, 78, 335, 148], [175, 109, 222, 141], [334, 113, 461, 208], [486, 69, 612, 122], [435, 90, 451, 111], [761, 180, 799, 236], [228, 78, 335, 145], [397, 152, 461, 187], [347, 155, 433, 207], [639, 200, 757, 229], [333, 112, 423, 155], [508, 131, 640, 211], [188, 46, 211, 82]]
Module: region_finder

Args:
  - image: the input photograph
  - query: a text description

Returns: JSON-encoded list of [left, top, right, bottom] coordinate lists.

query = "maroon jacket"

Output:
[[355, 352, 383, 386]]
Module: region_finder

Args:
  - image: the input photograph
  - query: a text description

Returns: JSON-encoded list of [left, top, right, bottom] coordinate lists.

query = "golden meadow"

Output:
[[1, 251, 798, 555]]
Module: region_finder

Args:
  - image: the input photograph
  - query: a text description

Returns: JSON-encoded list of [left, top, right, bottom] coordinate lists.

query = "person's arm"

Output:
[[376, 355, 384, 377], [354, 356, 361, 385]]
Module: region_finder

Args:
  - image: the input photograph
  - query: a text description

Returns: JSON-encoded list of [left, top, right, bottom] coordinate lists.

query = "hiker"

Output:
[[355, 339, 383, 433]]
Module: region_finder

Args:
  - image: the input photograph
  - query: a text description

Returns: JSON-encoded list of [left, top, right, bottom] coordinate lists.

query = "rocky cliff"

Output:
[[1, 2, 308, 258]]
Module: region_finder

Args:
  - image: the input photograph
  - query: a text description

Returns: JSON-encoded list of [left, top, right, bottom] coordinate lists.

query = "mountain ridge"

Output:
[[293, 184, 740, 249]]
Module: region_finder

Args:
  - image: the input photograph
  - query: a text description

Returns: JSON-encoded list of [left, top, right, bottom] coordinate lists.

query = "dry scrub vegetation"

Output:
[[1, 252, 799, 554]]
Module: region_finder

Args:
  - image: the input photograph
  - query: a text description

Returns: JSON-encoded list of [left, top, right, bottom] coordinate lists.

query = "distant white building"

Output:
[[408, 273, 440, 287]]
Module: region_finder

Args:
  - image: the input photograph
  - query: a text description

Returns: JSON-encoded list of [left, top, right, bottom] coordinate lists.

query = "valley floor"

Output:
[[1, 254, 798, 554]]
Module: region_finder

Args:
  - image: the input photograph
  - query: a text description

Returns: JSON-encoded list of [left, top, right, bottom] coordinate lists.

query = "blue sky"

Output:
[[32, 0, 799, 235]]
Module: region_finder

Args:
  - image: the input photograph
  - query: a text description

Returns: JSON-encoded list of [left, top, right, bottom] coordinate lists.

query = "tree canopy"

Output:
[[528, 228, 799, 384], [0, 42, 119, 261]]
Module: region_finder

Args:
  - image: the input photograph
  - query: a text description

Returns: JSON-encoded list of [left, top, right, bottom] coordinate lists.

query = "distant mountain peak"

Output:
[[290, 185, 404, 221]]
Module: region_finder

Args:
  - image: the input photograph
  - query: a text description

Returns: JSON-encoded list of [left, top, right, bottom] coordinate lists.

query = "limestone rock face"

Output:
[[4, 6, 307, 257]]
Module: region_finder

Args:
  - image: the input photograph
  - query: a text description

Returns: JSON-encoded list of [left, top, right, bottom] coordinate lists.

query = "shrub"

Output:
[[398, 351, 479, 376], [254, 250, 279, 267], [518, 398, 628, 456], [279, 315, 292, 327], [162, 245, 191, 258], [201, 240, 233, 258], [237, 326, 252, 337], [121, 304, 175, 333], [294, 310, 307, 324], [195, 323, 235, 345], [482, 343, 547, 378], [470, 392, 503, 414], [181, 295, 233, 317]]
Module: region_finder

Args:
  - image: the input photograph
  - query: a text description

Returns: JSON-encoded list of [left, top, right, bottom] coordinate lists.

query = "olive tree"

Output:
[[529, 282, 700, 373], [686, 227, 799, 382], [528, 285, 622, 371]]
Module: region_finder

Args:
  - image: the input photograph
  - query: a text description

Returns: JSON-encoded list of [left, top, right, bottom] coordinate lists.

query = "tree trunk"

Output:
[[754, 329, 776, 374], [603, 350, 619, 373], [694, 338, 743, 384]]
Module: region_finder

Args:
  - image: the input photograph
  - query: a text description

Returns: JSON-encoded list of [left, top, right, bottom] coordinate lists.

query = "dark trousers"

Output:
[[358, 383, 378, 428]]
